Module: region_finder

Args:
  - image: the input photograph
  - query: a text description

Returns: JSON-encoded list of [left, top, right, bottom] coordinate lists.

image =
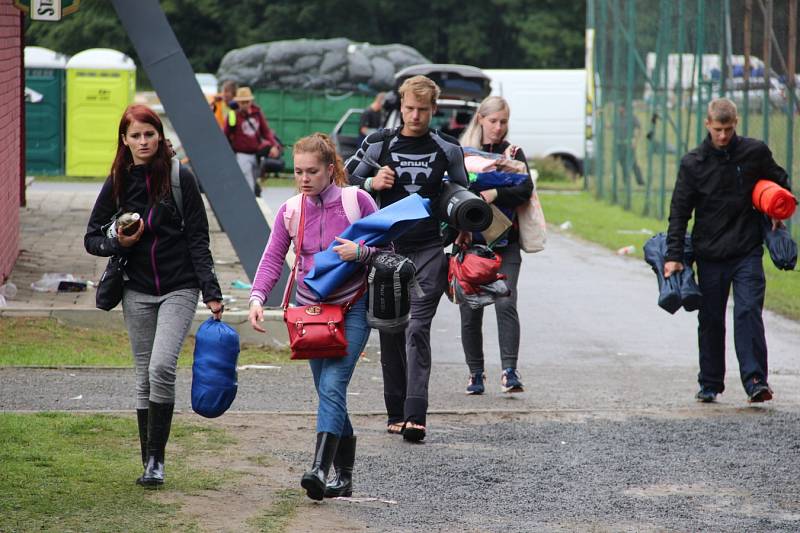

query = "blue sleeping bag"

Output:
[[192, 318, 239, 418]]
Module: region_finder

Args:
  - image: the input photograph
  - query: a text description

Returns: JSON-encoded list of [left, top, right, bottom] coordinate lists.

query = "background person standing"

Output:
[[225, 86, 282, 196], [664, 98, 790, 404]]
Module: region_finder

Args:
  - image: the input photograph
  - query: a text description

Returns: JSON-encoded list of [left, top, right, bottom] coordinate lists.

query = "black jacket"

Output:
[[84, 164, 222, 303], [666, 134, 790, 262]]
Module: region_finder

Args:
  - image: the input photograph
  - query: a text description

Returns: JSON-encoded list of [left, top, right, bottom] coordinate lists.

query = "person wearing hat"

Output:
[[225, 86, 283, 196]]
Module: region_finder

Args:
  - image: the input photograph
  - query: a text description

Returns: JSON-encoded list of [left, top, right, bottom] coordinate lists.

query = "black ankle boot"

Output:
[[137, 401, 174, 488], [324, 434, 356, 498], [136, 408, 148, 467], [300, 432, 339, 501]]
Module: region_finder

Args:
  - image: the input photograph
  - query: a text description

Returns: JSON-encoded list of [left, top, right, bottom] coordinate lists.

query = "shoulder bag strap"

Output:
[[281, 194, 306, 311]]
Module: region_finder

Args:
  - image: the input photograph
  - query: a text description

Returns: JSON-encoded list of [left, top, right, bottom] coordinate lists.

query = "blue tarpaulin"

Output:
[[305, 194, 431, 300]]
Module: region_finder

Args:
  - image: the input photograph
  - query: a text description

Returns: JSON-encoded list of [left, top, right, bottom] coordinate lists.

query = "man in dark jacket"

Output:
[[664, 98, 790, 404]]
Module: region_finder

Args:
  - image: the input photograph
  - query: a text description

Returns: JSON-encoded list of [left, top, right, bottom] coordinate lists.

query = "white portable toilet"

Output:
[[66, 48, 136, 176]]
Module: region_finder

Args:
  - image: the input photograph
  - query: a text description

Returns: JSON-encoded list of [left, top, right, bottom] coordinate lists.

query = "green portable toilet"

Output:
[[66, 48, 136, 177], [25, 46, 68, 175]]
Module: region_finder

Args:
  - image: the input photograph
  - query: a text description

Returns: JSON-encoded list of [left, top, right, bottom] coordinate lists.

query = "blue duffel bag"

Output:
[[191, 318, 239, 418]]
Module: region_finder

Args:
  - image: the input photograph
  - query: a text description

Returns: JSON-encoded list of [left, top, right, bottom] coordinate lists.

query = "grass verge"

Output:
[[0, 317, 293, 367], [32, 174, 105, 183], [247, 488, 304, 533], [0, 412, 234, 533], [541, 191, 800, 321]]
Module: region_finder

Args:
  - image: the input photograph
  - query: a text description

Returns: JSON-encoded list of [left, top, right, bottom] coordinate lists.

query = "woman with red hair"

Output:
[[84, 104, 223, 487]]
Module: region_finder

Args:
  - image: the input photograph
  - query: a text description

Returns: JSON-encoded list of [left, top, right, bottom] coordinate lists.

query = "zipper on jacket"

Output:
[[145, 173, 162, 295], [318, 195, 325, 251]]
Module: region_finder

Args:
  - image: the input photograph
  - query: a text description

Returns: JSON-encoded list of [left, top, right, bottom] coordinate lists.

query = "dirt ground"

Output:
[[158, 412, 371, 533]]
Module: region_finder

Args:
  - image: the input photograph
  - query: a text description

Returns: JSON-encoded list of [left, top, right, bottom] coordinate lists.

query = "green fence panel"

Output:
[[254, 89, 371, 169], [585, 0, 800, 239]]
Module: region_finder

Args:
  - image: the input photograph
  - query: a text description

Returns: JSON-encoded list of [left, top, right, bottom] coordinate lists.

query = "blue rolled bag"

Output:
[[191, 317, 240, 418], [643, 233, 702, 314]]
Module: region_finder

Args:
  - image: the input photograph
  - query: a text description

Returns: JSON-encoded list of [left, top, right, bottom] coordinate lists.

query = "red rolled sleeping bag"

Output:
[[752, 180, 797, 220]]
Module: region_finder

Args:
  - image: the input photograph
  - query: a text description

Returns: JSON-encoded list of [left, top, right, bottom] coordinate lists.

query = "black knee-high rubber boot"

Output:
[[136, 408, 148, 467], [300, 432, 339, 501], [136, 401, 174, 488], [324, 435, 356, 498]]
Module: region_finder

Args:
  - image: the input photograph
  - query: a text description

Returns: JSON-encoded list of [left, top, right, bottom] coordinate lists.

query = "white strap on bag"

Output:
[[284, 186, 361, 240], [517, 169, 546, 253]]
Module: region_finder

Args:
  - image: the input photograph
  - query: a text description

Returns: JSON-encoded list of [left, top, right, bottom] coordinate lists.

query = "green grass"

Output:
[[542, 191, 800, 321], [32, 174, 106, 183], [0, 317, 293, 367], [0, 413, 233, 533], [247, 488, 304, 533]]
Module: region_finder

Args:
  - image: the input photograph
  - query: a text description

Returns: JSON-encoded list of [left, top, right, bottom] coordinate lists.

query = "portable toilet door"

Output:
[[25, 46, 68, 175], [66, 48, 136, 177]]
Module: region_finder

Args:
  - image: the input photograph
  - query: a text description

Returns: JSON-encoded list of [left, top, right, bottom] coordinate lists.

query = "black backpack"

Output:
[[366, 252, 421, 333]]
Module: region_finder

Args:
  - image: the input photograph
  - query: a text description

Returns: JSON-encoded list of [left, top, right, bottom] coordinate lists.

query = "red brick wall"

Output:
[[0, 2, 21, 282]]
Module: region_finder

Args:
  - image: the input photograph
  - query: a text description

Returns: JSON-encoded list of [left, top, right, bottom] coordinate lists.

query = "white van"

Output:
[[484, 69, 586, 174]]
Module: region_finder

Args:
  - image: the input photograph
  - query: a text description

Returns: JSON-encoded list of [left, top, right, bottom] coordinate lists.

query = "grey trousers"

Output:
[[459, 242, 522, 374], [122, 287, 199, 409], [379, 244, 447, 427]]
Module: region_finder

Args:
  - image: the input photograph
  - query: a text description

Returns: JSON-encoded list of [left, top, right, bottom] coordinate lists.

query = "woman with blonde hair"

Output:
[[459, 96, 533, 395], [249, 133, 380, 500]]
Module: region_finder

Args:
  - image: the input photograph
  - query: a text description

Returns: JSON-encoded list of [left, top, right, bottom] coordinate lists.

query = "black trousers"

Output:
[[695, 247, 768, 395], [379, 245, 447, 427]]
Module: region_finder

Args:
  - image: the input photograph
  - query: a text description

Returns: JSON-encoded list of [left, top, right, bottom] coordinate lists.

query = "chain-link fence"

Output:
[[585, 0, 798, 235]]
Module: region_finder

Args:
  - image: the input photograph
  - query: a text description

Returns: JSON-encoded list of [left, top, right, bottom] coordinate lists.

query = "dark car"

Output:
[[332, 64, 492, 160]]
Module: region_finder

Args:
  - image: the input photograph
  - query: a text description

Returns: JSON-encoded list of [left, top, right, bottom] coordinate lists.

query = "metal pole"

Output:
[[695, 0, 706, 145], [585, 0, 595, 190], [743, 0, 752, 135], [611, 0, 623, 204], [787, 0, 796, 217], [762, 0, 772, 142], [720, 0, 729, 97], [644, 0, 665, 217], [597, 0, 608, 200], [624, 0, 636, 210], [659, 0, 672, 219], [676, 0, 686, 155]]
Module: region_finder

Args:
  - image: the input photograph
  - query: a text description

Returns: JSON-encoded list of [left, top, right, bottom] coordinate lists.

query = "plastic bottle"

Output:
[[616, 245, 635, 255]]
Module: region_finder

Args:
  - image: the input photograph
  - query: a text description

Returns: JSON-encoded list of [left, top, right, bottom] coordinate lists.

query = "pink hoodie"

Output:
[[249, 184, 379, 306]]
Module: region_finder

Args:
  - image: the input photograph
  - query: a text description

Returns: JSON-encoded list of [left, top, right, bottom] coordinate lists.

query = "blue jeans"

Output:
[[309, 297, 370, 436], [696, 247, 767, 394]]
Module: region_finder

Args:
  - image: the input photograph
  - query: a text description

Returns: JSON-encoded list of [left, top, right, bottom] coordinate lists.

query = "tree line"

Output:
[[25, 0, 587, 85]]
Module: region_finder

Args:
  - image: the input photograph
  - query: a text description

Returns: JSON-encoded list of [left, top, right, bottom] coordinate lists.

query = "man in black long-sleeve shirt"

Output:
[[346, 75, 470, 441], [664, 98, 790, 404]]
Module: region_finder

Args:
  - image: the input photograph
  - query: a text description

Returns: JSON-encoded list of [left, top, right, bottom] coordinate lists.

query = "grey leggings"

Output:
[[460, 242, 522, 373], [122, 287, 199, 409]]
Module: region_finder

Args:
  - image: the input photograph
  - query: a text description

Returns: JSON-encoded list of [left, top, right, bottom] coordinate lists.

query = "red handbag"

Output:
[[281, 195, 360, 360]]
